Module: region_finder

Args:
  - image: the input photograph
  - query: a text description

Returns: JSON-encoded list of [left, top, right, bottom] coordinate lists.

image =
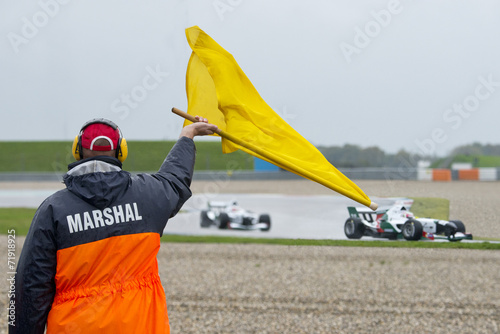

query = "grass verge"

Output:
[[0, 208, 36, 235], [411, 197, 449, 220], [160, 234, 499, 250]]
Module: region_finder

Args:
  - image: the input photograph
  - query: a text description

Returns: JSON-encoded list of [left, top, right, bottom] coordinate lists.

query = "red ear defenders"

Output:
[[72, 118, 128, 162]]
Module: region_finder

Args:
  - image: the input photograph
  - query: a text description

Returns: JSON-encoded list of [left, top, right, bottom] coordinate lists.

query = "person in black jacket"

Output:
[[10, 116, 217, 334]]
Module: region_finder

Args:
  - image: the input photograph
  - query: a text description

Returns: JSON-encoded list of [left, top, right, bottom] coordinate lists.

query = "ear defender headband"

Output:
[[72, 118, 128, 162]]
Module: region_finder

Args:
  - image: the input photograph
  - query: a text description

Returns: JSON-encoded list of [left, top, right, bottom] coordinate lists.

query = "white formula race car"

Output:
[[344, 199, 473, 241], [200, 200, 271, 231]]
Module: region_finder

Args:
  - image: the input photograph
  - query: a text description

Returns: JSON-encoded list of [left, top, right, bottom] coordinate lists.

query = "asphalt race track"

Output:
[[0, 189, 59, 208], [167, 193, 396, 240], [0, 188, 395, 240]]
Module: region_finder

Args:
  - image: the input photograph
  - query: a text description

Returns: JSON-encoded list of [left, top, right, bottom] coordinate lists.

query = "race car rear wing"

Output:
[[347, 206, 382, 222], [348, 198, 414, 221]]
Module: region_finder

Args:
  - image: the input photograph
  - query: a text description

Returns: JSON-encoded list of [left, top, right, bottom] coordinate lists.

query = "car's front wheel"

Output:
[[344, 218, 365, 239], [449, 220, 466, 233], [218, 213, 230, 229], [259, 214, 271, 231], [402, 219, 423, 241], [200, 210, 211, 228]]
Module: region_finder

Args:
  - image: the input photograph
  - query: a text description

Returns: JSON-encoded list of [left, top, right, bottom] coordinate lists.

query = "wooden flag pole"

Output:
[[172, 107, 223, 136], [172, 107, 378, 211]]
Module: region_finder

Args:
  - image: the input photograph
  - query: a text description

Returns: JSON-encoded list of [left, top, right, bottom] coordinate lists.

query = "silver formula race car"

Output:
[[344, 199, 473, 241], [200, 200, 271, 231]]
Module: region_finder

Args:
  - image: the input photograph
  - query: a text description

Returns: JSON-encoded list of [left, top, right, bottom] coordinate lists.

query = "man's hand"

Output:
[[179, 116, 219, 139]]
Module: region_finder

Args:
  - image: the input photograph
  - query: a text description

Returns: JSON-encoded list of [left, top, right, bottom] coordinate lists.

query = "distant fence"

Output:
[[192, 167, 499, 182], [0, 172, 64, 182], [1, 167, 498, 182], [418, 168, 499, 181]]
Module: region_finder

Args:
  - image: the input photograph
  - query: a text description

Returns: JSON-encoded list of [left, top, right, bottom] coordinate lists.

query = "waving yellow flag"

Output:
[[182, 26, 376, 210]]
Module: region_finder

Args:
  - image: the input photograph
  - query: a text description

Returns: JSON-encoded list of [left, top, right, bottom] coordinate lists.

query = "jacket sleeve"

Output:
[[132, 136, 196, 228], [10, 201, 57, 334], [155, 136, 196, 217]]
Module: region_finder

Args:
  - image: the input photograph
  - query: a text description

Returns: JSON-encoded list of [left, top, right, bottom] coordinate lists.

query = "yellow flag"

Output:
[[183, 26, 375, 209]]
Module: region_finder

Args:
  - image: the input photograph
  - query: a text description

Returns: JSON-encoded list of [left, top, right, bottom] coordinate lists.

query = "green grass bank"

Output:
[[0, 141, 253, 172]]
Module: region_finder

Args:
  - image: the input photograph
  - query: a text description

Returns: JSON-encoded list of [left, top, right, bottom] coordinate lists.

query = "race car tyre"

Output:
[[259, 214, 271, 231], [449, 220, 466, 233], [218, 213, 230, 229], [402, 219, 423, 241], [200, 210, 212, 228], [444, 222, 458, 237], [344, 218, 365, 239]]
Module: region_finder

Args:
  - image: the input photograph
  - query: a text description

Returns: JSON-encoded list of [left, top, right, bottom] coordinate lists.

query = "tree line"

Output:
[[317, 143, 500, 168]]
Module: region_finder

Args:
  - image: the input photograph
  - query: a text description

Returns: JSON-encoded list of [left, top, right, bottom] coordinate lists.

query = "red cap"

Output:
[[81, 123, 120, 151]]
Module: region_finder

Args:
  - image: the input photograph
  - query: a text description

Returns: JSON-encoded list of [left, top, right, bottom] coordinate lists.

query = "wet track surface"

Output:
[[167, 193, 396, 240], [0, 188, 395, 240], [0, 189, 59, 208]]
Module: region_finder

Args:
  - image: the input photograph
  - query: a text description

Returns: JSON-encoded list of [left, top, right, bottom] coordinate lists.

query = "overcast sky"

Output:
[[1, 0, 499, 156]]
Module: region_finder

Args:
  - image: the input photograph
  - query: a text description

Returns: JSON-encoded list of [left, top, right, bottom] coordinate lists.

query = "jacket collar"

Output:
[[67, 156, 122, 176]]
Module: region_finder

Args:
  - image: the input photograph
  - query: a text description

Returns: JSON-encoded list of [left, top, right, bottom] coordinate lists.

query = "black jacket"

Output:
[[10, 137, 196, 333]]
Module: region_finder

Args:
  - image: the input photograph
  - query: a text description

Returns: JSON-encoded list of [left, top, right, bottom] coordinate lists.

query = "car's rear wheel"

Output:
[[218, 213, 230, 229], [344, 218, 365, 239], [259, 214, 271, 231], [402, 219, 423, 241], [200, 210, 211, 228]]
